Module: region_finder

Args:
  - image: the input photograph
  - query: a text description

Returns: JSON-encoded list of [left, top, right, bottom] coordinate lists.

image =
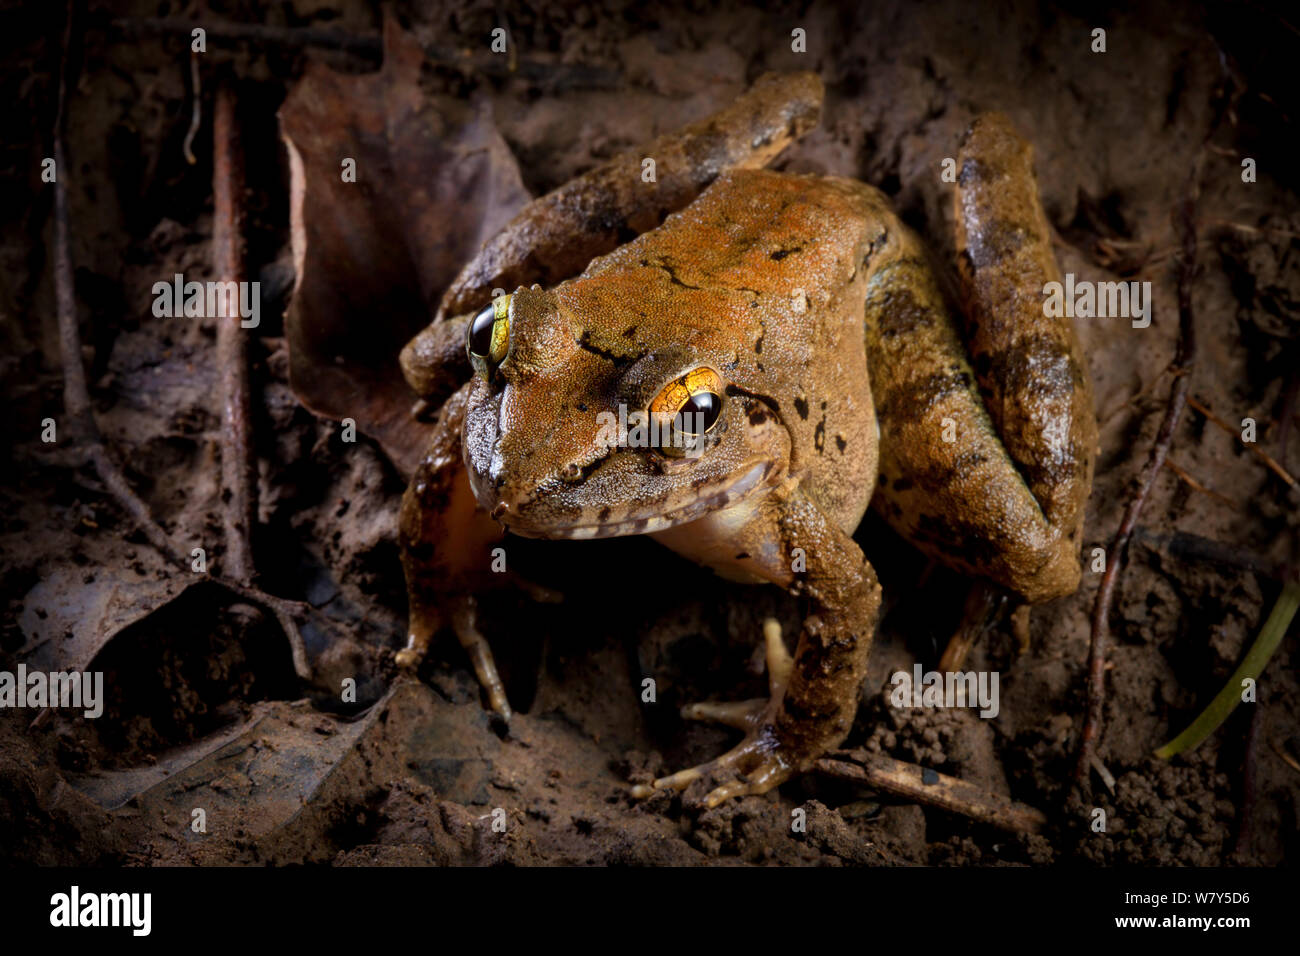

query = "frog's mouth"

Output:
[[500, 458, 778, 540]]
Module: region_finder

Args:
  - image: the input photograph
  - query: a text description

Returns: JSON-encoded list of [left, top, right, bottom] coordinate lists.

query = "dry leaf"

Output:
[[280, 17, 530, 476]]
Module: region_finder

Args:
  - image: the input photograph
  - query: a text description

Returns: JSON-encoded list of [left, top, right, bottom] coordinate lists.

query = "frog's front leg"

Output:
[[635, 486, 882, 807], [399, 312, 471, 408], [398, 381, 514, 716]]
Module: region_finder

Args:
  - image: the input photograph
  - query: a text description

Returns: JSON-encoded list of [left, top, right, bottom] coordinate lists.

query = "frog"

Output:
[[394, 72, 1096, 808]]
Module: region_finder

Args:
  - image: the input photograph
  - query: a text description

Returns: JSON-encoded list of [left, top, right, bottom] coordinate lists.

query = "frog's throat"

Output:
[[500, 459, 778, 540]]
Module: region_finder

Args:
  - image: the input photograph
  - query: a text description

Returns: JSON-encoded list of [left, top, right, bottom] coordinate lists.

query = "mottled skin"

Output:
[[397, 74, 1095, 807], [399, 72, 824, 406]]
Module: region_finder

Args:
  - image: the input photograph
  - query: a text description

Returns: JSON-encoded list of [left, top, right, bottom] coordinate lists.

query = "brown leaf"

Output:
[[68, 690, 391, 823], [280, 17, 530, 477], [18, 569, 195, 674]]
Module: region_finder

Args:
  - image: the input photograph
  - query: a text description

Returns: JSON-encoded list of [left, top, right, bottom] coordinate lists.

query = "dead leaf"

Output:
[[18, 569, 195, 674], [68, 690, 391, 823], [280, 16, 530, 477]]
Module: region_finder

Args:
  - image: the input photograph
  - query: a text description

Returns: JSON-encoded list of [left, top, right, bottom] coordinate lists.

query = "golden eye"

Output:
[[648, 366, 724, 454], [466, 294, 511, 376]]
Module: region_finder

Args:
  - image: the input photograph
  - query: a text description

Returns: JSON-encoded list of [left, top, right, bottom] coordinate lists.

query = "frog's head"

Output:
[[461, 285, 789, 539]]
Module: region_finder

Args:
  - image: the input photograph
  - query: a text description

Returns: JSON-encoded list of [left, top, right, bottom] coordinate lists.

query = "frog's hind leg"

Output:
[[679, 619, 792, 732], [435, 72, 825, 322], [863, 114, 1095, 606], [952, 113, 1097, 552], [401, 71, 827, 392]]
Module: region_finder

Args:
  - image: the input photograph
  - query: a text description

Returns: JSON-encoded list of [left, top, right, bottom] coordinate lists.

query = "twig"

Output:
[[1164, 457, 1237, 508], [1133, 525, 1278, 577], [182, 51, 200, 165], [1099, 364, 1173, 424], [1075, 153, 1202, 784], [207, 577, 312, 679], [1090, 754, 1116, 793], [110, 17, 621, 92], [816, 749, 1047, 834], [213, 83, 256, 585], [54, 0, 184, 567], [938, 582, 1003, 672], [1186, 394, 1298, 489], [50, 3, 308, 679], [1276, 363, 1299, 463], [1232, 699, 1262, 861], [1271, 737, 1300, 774], [1205, 218, 1300, 241]]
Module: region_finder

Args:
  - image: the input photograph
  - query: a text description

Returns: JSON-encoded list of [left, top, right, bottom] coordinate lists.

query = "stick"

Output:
[[50, 6, 308, 677], [1232, 700, 1262, 860], [54, 0, 184, 567], [1276, 364, 1299, 463], [182, 52, 200, 165], [1132, 526, 1278, 577], [213, 83, 256, 585], [1186, 394, 1298, 488], [1164, 456, 1236, 508], [816, 749, 1048, 834], [1075, 154, 1202, 784], [111, 17, 621, 91]]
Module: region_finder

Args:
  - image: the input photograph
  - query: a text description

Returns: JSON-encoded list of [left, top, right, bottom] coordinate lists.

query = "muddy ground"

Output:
[[1, 0, 1297, 866]]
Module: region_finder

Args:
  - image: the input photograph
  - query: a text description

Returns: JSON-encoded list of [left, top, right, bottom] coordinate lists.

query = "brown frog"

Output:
[[395, 73, 1095, 807]]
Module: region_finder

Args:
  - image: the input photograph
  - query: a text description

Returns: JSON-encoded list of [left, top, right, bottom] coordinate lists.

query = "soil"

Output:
[[1, 0, 1297, 867]]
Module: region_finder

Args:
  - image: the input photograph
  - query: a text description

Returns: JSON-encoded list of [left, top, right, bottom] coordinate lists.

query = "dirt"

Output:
[[1, 0, 1297, 867]]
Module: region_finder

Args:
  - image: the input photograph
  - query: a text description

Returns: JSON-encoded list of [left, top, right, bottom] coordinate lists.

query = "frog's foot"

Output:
[[679, 618, 791, 731], [396, 595, 512, 720], [632, 727, 798, 808], [632, 618, 797, 808]]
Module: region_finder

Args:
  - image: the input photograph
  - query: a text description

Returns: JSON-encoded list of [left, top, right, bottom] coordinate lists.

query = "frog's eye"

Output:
[[466, 295, 511, 377], [648, 366, 725, 456]]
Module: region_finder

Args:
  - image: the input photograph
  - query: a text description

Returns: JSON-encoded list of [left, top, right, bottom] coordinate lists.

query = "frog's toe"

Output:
[[692, 730, 796, 807], [630, 730, 794, 805], [700, 756, 793, 808], [678, 618, 791, 730], [759, 617, 793, 695], [629, 745, 744, 799], [514, 576, 564, 604], [629, 765, 705, 798], [396, 605, 438, 669], [401, 595, 513, 719], [681, 698, 765, 731], [456, 620, 512, 720]]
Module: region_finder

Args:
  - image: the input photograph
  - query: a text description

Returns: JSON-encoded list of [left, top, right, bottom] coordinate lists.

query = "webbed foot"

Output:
[[632, 618, 799, 807]]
